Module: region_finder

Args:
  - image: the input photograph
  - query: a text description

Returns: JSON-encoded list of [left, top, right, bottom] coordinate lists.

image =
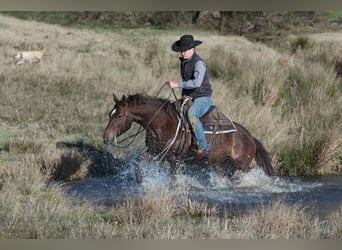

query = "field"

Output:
[[0, 13, 341, 238]]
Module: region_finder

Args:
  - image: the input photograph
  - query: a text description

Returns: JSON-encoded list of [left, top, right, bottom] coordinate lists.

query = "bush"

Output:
[[207, 46, 242, 82], [289, 35, 313, 53], [277, 136, 327, 176]]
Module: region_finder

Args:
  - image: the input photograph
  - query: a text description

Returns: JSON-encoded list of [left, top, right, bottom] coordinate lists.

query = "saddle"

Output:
[[176, 97, 237, 135], [200, 106, 237, 134]]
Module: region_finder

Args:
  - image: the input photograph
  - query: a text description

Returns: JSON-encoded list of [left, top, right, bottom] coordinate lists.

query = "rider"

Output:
[[169, 34, 213, 159]]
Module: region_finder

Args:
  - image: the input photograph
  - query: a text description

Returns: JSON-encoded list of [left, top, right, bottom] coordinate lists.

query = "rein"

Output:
[[153, 96, 191, 163]]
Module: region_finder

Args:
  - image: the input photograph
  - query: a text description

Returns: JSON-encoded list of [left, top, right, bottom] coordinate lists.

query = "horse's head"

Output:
[[103, 94, 134, 145]]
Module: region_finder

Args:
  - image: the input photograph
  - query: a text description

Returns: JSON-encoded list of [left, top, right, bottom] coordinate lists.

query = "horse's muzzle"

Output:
[[103, 133, 117, 145], [103, 136, 110, 145]]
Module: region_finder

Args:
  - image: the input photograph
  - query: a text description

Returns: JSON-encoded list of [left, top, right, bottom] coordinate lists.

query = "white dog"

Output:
[[14, 47, 44, 65]]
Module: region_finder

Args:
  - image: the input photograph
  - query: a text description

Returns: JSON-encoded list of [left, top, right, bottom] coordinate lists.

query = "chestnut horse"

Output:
[[103, 93, 275, 183]]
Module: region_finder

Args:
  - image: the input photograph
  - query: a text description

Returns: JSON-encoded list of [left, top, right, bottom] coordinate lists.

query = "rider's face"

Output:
[[181, 48, 195, 59]]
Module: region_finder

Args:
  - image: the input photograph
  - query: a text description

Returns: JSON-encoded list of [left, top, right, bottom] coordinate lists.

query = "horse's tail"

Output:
[[253, 138, 275, 176]]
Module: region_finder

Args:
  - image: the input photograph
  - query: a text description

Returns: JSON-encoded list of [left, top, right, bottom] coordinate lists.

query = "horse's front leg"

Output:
[[134, 162, 143, 184], [169, 157, 182, 181], [170, 159, 177, 180], [131, 149, 153, 184]]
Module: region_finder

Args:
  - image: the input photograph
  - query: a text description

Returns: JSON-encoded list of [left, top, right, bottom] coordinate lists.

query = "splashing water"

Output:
[[58, 159, 342, 215]]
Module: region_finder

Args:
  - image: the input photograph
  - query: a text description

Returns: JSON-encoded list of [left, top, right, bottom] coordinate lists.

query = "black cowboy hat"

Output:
[[171, 34, 202, 52]]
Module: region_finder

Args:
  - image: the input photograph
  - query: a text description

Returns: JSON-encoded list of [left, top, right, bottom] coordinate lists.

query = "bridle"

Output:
[[104, 82, 193, 164], [107, 82, 177, 149]]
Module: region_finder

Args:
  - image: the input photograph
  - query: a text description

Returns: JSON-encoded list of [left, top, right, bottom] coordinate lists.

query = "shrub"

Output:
[[277, 135, 327, 176], [207, 46, 242, 82], [289, 35, 313, 54]]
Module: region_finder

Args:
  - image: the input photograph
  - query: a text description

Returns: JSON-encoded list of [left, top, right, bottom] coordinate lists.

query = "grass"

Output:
[[0, 13, 341, 238]]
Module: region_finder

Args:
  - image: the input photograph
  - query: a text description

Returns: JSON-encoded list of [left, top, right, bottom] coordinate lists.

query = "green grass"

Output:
[[328, 11, 342, 18], [0, 125, 14, 152], [277, 136, 327, 176]]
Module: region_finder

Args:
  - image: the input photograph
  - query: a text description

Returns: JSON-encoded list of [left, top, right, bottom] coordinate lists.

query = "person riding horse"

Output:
[[103, 93, 275, 183], [103, 36, 275, 183], [168, 34, 213, 159]]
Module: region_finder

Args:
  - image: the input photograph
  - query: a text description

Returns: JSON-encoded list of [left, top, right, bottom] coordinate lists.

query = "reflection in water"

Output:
[[58, 160, 342, 216]]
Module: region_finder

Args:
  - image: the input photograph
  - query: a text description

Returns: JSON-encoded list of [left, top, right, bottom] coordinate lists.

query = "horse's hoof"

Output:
[[135, 174, 142, 184], [168, 180, 178, 190], [136, 178, 142, 184]]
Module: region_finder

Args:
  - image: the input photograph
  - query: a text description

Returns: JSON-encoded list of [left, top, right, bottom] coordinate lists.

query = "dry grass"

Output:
[[0, 14, 341, 239], [233, 200, 312, 238]]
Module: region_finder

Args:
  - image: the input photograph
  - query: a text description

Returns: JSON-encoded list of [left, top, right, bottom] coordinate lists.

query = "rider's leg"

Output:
[[188, 96, 213, 152]]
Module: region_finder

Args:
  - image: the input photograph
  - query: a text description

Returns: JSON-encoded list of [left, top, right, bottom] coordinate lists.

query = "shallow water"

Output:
[[58, 160, 342, 216]]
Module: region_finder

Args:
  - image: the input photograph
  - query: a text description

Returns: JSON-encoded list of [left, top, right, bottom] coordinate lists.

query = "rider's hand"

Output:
[[168, 81, 179, 88]]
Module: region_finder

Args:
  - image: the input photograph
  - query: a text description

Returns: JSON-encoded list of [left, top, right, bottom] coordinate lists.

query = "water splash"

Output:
[[58, 158, 342, 214], [133, 161, 320, 194], [231, 168, 289, 193], [139, 160, 171, 191]]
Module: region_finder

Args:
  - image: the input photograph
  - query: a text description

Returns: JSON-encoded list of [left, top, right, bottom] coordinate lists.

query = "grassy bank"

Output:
[[0, 14, 341, 238]]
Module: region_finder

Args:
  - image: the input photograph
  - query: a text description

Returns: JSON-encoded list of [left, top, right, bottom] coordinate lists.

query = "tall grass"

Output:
[[0, 14, 341, 238]]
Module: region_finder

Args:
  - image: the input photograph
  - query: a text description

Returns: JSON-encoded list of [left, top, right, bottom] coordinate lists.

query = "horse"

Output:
[[103, 93, 275, 183]]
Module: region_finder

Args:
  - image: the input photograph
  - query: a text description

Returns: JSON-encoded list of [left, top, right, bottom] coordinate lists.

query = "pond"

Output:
[[57, 158, 342, 216]]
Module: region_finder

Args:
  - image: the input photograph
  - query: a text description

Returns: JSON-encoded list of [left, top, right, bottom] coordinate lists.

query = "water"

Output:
[[57, 160, 342, 216]]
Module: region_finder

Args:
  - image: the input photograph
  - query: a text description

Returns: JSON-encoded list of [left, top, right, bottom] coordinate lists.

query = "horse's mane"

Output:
[[127, 94, 177, 116], [127, 94, 147, 105]]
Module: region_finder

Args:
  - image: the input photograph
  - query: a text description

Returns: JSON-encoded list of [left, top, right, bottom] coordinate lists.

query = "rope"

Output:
[[153, 116, 182, 163], [153, 96, 191, 163]]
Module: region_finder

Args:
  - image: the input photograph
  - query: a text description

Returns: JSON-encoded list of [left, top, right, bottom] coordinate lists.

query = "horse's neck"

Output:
[[132, 102, 171, 128], [131, 100, 193, 151]]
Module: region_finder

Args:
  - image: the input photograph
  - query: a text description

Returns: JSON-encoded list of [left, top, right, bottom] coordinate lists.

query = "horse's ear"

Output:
[[113, 94, 119, 103], [121, 95, 127, 105]]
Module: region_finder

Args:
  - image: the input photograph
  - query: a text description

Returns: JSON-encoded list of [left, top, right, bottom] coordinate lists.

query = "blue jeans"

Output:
[[188, 96, 213, 151]]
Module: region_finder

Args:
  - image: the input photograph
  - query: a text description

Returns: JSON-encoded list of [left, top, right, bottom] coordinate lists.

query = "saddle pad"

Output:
[[202, 111, 237, 134]]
